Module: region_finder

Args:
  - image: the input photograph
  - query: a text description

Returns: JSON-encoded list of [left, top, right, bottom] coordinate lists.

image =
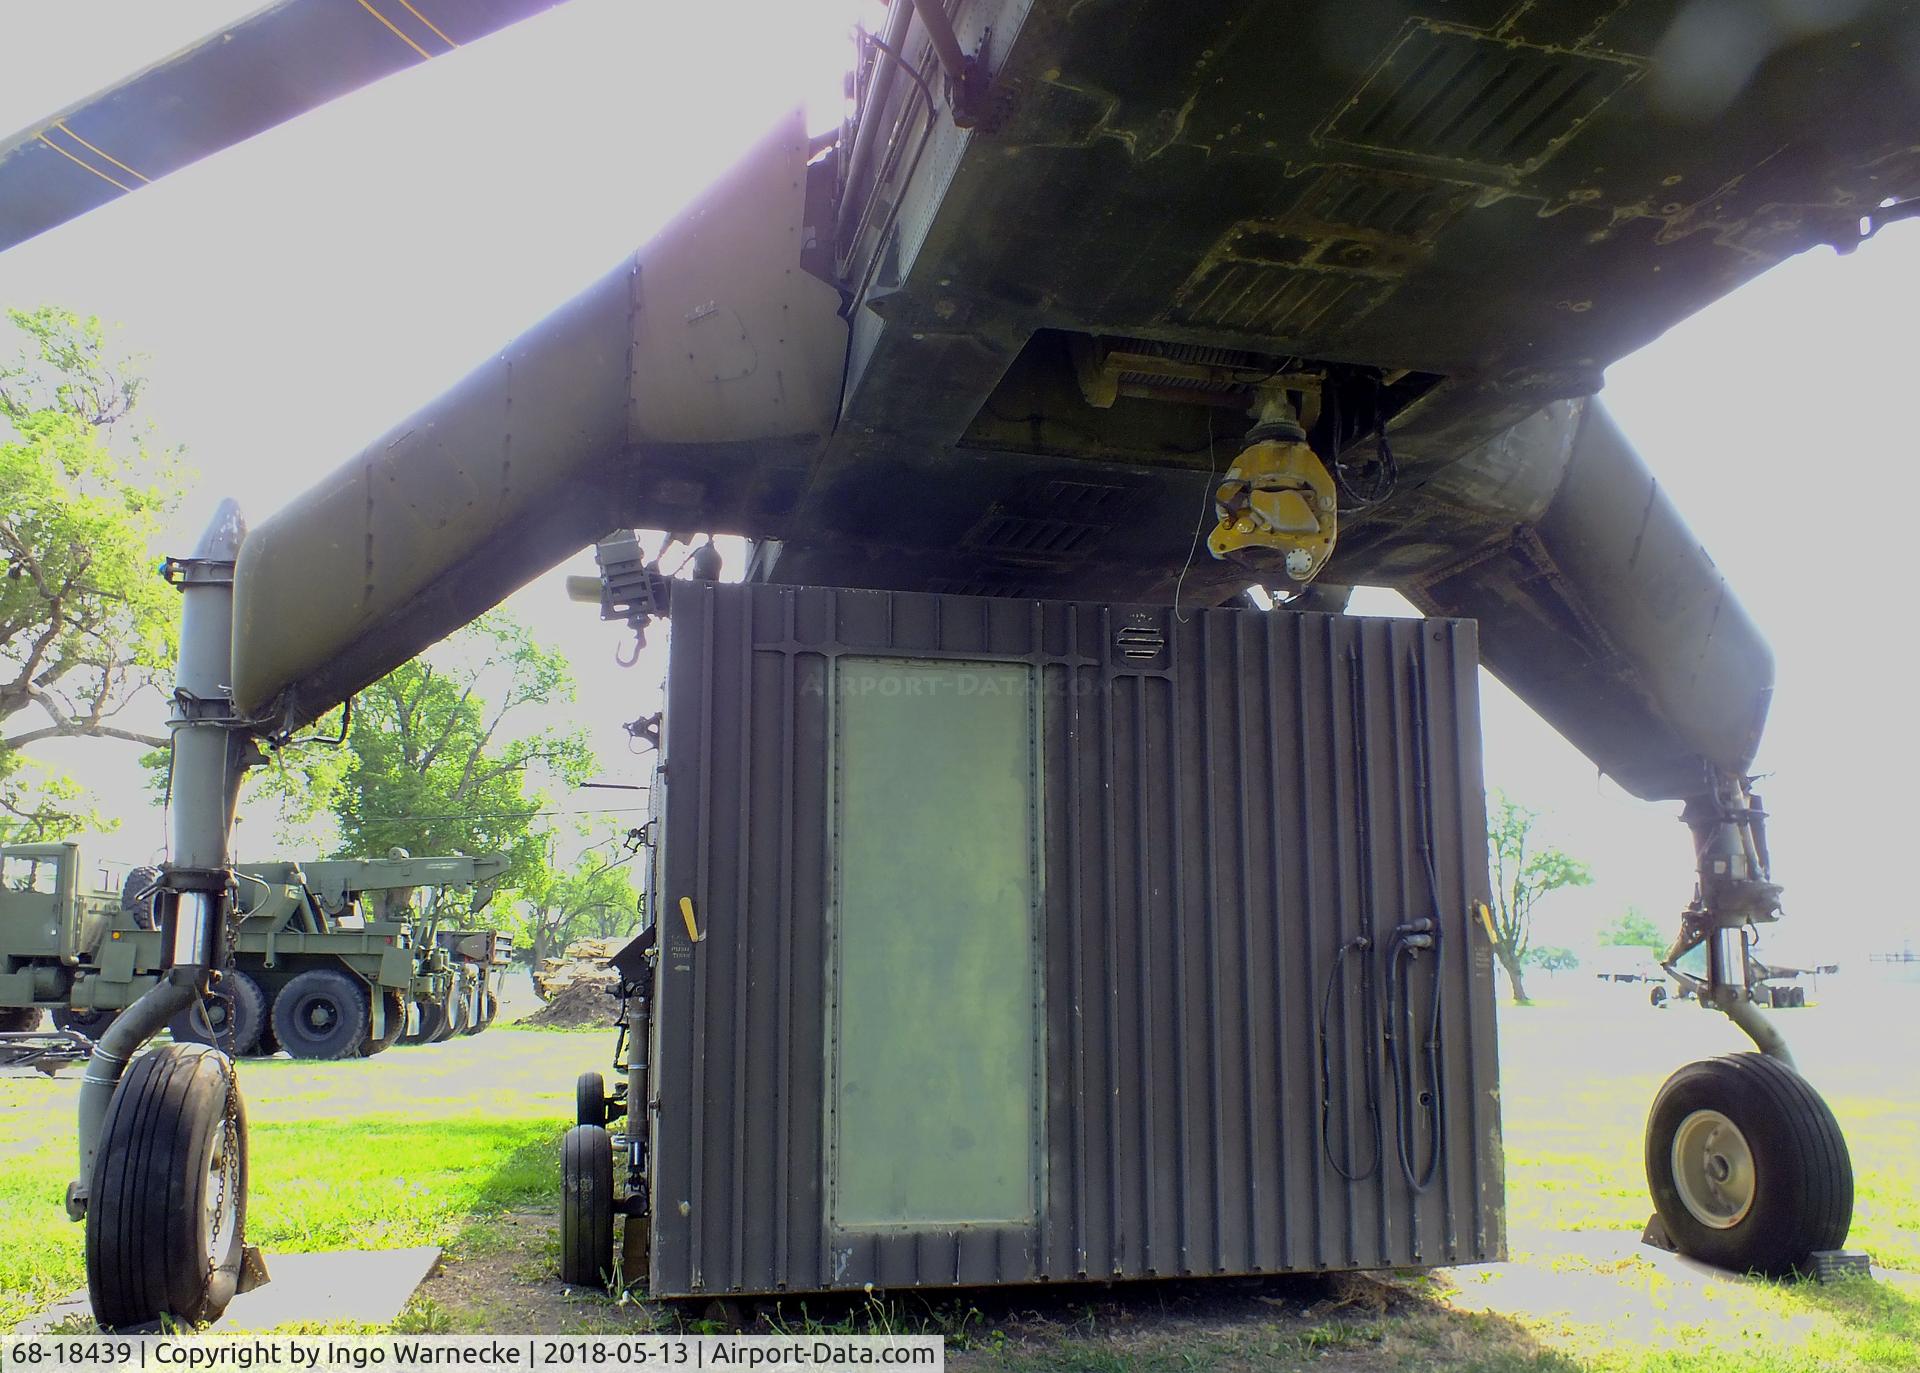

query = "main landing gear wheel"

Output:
[[577, 1071, 606, 1127], [86, 1044, 247, 1329], [559, 1124, 614, 1287], [171, 971, 267, 1057], [270, 970, 369, 1060], [1646, 1053, 1852, 1276]]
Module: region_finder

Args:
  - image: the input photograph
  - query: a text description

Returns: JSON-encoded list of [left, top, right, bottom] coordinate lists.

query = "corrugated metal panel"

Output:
[[648, 582, 1503, 1295]]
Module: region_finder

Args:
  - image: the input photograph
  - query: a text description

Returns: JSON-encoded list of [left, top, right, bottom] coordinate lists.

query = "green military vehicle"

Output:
[[0, 843, 510, 1060]]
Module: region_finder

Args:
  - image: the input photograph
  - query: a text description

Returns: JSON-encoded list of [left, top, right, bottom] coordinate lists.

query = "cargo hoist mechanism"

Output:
[[1206, 385, 1339, 586]]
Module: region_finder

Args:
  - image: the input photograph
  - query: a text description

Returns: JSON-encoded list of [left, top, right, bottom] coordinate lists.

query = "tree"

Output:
[[244, 611, 597, 894], [1486, 790, 1592, 1004], [516, 825, 645, 972], [1, 308, 184, 838], [1526, 945, 1581, 976], [1600, 906, 1668, 951]]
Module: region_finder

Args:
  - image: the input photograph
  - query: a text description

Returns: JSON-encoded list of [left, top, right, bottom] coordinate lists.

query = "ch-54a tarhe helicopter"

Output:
[[2, 0, 1914, 1329]]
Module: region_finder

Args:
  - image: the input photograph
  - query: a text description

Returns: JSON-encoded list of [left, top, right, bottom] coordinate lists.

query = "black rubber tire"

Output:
[[559, 1124, 614, 1287], [464, 990, 496, 1036], [438, 985, 469, 1042], [365, 988, 408, 1055], [270, 969, 370, 1060], [577, 1071, 606, 1127], [406, 998, 449, 1046], [170, 972, 267, 1058], [1646, 1053, 1852, 1276], [1650, 985, 1668, 1008], [0, 1007, 44, 1032], [86, 1044, 247, 1329], [54, 1006, 118, 1038], [120, 866, 162, 930]]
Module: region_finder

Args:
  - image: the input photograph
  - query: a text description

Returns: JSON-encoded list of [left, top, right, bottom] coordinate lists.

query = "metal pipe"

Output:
[[908, 0, 969, 101], [71, 500, 246, 1215], [1716, 987, 1796, 1069], [837, 0, 915, 253]]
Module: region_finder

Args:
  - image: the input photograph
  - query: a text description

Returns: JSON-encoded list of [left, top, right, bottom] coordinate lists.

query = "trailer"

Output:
[[0, 845, 508, 1061]]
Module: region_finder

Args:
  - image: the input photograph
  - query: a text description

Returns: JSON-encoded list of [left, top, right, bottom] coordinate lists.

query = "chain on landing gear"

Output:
[[1207, 390, 1338, 587], [1640, 768, 1857, 1277]]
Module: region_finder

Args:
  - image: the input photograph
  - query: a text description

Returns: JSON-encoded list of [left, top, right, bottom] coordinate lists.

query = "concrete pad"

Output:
[[17, 1247, 441, 1334], [1438, 1224, 1910, 1355]]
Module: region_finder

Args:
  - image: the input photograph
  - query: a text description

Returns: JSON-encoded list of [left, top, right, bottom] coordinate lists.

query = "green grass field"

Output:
[[0, 985, 1914, 1369], [0, 1025, 607, 1331]]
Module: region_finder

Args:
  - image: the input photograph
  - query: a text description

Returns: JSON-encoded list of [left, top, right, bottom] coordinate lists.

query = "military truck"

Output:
[[0, 843, 509, 1059]]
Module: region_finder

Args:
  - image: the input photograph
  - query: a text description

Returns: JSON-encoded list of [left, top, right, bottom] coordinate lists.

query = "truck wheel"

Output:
[[54, 1006, 118, 1037], [171, 973, 267, 1058], [438, 988, 468, 1042], [366, 989, 408, 1056], [86, 1044, 247, 1329], [1646, 1053, 1852, 1276], [121, 866, 162, 930], [0, 1007, 44, 1032], [1649, 985, 1668, 1008], [577, 1072, 606, 1127], [465, 992, 497, 1036], [406, 999, 448, 1046], [559, 1124, 614, 1287], [271, 970, 370, 1060]]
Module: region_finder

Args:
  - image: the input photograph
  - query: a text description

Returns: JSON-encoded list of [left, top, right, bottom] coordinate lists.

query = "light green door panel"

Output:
[[829, 657, 1043, 1230]]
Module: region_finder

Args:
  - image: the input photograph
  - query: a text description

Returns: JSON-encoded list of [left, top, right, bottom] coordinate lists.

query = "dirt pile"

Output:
[[521, 979, 621, 1028], [532, 937, 625, 1001]]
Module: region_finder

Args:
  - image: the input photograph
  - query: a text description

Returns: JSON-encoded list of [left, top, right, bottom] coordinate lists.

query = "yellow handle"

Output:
[[1474, 901, 1497, 942], [679, 896, 701, 943]]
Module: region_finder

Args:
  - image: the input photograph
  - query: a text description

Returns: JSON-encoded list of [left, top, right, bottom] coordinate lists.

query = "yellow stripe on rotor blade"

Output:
[[54, 121, 149, 182], [392, 0, 458, 48], [354, 0, 433, 59], [36, 133, 131, 192]]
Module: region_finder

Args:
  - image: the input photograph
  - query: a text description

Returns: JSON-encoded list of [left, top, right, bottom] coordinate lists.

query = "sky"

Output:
[[1, 0, 1916, 965]]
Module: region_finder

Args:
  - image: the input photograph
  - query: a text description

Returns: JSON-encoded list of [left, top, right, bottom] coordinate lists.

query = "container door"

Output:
[[828, 657, 1044, 1230]]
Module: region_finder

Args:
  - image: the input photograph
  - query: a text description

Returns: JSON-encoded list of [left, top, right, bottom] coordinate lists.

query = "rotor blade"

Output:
[[0, 0, 571, 253]]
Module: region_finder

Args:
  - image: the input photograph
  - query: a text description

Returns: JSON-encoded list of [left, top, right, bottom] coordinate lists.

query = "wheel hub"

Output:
[[1671, 1107, 1756, 1229], [202, 1115, 239, 1268]]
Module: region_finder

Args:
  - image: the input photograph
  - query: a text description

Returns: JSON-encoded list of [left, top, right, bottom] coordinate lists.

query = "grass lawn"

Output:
[[0, 1025, 607, 1331], [0, 983, 1915, 1369]]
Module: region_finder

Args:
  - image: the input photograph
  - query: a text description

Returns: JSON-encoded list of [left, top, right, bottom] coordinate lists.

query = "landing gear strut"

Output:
[[1643, 770, 1854, 1275], [72, 502, 266, 1329]]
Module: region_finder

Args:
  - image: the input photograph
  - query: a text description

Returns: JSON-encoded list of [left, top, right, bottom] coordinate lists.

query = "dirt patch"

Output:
[[519, 983, 621, 1029], [412, 1211, 659, 1335]]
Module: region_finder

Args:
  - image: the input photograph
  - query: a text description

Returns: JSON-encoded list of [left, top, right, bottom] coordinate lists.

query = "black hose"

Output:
[[1386, 652, 1448, 1193], [1385, 921, 1444, 1192], [1318, 934, 1381, 1181]]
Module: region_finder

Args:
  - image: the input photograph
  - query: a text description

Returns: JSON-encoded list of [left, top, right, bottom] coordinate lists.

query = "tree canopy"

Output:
[[1485, 789, 1593, 1004], [1600, 906, 1668, 951], [1, 307, 184, 841], [515, 821, 646, 968], [241, 611, 598, 902]]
